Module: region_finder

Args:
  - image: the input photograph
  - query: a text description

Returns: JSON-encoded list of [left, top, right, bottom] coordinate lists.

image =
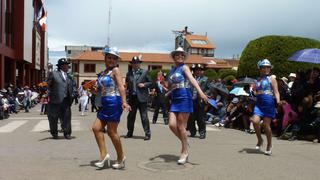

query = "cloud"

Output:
[[48, 37, 74, 51], [46, 0, 320, 57]]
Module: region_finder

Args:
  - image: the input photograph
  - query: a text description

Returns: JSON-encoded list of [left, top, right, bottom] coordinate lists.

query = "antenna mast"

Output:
[[107, 0, 112, 46]]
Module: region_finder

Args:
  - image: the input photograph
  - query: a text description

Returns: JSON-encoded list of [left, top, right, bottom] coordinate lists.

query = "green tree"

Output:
[[238, 35, 320, 78], [204, 69, 218, 80]]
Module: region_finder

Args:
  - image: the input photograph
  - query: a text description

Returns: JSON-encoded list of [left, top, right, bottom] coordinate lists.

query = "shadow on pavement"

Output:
[[238, 148, 265, 154], [38, 136, 76, 141], [79, 160, 121, 170], [120, 135, 145, 140], [149, 154, 199, 166], [39, 130, 50, 133], [149, 154, 179, 162]]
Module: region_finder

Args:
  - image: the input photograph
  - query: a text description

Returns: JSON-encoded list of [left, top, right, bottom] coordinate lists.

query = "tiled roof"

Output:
[[71, 51, 207, 64], [225, 59, 240, 67], [70, 51, 236, 69], [185, 35, 215, 49]]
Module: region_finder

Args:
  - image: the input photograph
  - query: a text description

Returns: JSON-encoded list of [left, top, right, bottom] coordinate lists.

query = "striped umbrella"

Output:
[[288, 48, 320, 64]]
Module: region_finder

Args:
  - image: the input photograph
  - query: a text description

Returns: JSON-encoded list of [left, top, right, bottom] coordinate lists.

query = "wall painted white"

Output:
[[23, 0, 33, 63]]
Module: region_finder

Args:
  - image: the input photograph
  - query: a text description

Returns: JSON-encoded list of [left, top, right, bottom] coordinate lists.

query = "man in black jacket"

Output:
[[125, 56, 153, 140], [188, 64, 210, 139]]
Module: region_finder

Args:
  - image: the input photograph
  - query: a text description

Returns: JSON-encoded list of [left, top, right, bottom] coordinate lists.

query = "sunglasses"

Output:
[[260, 66, 271, 69], [175, 53, 185, 57], [106, 55, 118, 60]]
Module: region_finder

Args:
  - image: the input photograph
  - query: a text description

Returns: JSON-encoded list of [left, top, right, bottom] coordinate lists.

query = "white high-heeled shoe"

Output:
[[94, 154, 111, 168], [255, 140, 263, 151], [112, 156, 126, 169], [264, 146, 273, 156], [177, 154, 189, 165]]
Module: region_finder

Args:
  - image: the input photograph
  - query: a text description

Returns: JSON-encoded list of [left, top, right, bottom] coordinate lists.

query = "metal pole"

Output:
[[107, 0, 112, 46]]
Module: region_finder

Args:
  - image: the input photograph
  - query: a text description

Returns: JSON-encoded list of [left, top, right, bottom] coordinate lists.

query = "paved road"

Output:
[[0, 105, 319, 180]]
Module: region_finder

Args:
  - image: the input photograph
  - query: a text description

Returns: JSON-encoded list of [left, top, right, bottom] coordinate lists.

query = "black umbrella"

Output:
[[209, 83, 229, 95], [234, 77, 256, 87]]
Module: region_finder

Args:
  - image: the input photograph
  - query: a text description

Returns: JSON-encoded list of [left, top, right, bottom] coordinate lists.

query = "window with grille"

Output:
[[148, 65, 162, 70], [84, 64, 96, 73]]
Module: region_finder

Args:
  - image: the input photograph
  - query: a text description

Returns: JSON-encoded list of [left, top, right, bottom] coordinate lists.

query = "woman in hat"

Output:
[[79, 81, 89, 116], [168, 47, 208, 164], [251, 59, 280, 155], [91, 47, 130, 169]]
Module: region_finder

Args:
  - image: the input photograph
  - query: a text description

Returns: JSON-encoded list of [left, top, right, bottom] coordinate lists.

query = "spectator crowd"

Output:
[[2, 66, 320, 143]]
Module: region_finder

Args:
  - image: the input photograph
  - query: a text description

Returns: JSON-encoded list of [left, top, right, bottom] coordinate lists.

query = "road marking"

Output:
[[206, 125, 221, 131], [9, 117, 48, 120], [31, 120, 49, 132], [10, 117, 85, 120], [31, 120, 83, 132], [0, 121, 28, 133], [72, 120, 82, 131]]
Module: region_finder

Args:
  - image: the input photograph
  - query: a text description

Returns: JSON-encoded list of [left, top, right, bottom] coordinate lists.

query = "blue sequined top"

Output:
[[97, 69, 120, 97], [168, 64, 192, 100]]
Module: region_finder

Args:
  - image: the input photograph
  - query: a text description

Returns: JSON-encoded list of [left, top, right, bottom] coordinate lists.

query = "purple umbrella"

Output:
[[288, 48, 320, 64]]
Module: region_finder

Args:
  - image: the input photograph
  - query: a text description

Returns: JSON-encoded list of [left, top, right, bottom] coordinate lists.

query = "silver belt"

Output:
[[257, 90, 273, 95], [101, 92, 120, 97], [174, 82, 190, 88], [101, 88, 120, 96]]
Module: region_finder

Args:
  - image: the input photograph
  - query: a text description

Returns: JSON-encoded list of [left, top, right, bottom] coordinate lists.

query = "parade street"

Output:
[[0, 105, 319, 180]]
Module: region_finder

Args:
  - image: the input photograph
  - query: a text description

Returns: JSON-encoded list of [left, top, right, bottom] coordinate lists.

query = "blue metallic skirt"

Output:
[[253, 94, 275, 119], [97, 96, 122, 122], [170, 88, 193, 113]]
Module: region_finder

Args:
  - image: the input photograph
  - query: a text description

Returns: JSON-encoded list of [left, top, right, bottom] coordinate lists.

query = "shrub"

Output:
[[238, 35, 320, 78], [218, 69, 237, 79], [223, 75, 236, 86]]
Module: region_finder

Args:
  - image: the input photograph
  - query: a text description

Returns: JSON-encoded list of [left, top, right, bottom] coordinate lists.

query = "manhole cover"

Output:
[[138, 160, 193, 172]]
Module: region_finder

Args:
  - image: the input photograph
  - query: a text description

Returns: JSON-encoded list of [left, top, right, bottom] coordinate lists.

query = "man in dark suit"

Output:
[[125, 56, 152, 140], [47, 58, 76, 139], [188, 64, 210, 139]]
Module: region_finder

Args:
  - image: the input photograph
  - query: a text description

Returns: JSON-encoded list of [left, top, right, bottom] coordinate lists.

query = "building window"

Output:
[[5, 0, 13, 47], [191, 39, 207, 45], [148, 65, 162, 70], [72, 63, 79, 73], [84, 64, 96, 73]]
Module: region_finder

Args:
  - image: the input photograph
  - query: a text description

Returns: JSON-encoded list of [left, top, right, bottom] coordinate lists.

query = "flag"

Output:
[[37, 0, 47, 31], [39, 10, 47, 31]]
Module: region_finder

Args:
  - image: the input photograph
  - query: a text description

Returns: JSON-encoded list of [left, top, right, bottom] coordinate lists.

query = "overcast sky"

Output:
[[47, 0, 320, 62]]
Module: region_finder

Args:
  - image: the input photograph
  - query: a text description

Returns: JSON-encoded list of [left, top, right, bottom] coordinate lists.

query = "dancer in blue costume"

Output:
[[92, 47, 130, 169], [251, 59, 280, 155], [168, 47, 208, 164]]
